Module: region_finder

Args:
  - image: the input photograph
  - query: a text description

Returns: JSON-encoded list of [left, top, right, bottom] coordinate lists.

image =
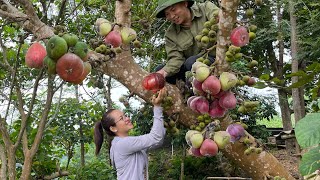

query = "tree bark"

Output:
[[20, 76, 55, 180], [289, 0, 305, 156], [0, 143, 6, 179], [275, 2, 295, 153], [0, 0, 295, 179], [7, 147, 16, 180]]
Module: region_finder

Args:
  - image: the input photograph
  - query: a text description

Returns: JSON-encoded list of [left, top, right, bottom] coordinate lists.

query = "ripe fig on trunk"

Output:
[[200, 139, 218, 157], [192, 78, 205, 94], [56, 53, 84, 83], [209, 99, 226, 118], [25, 42, 47, 69], [71, 61, 92, 84], [230, 26, 249, 47], [142, 73, 166, 93], [247, 77, 256, 86], [104, 30, 122, 48], [219, 91, 237, 109], [187, 96, 197, 107], [202, 75, 221, 96], [190, 147, 203, 157], [226, 123, 246, 143], [189, 96, 209, 114]]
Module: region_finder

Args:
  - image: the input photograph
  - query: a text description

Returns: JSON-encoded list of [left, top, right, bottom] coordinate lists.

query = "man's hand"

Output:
[[151, 87, 167, 106], [156, 69, 168, 78]]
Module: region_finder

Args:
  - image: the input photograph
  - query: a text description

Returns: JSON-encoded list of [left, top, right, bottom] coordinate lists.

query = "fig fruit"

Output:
[[230, 26, 249, 47], [25, 42, 47, 69]]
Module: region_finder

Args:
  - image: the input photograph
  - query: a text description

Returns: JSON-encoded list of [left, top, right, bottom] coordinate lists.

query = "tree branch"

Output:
[[14, 69, 44, 150], [45, 86, 63, 129], [43, 171, 69, 180], [55, 0, 67, 25], [0, 1, 28, 22], [0, 0, 54, 40], [30, 75, 55, 157], [0, 116, 12, 151]]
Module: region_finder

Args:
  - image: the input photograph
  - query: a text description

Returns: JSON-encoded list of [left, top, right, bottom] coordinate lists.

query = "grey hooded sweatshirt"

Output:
[[110, 106, 166, 180]]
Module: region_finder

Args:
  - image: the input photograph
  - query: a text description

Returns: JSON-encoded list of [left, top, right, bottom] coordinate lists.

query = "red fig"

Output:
[[187, 96, 197, 107], [247, 77, 256, 86], [189, 96, 209, 114], [25, 42, 47, 69], [104, 30, 122, 48], [192, 78, 204, 93], [209, 100, 226, 118], [230, 26, 249, 47], [226, 123, 246, 143], [191, 147, 203, 157], [200, 139, 218, 157], [219, 91, 237, 109], [202, 75, 221, 96]]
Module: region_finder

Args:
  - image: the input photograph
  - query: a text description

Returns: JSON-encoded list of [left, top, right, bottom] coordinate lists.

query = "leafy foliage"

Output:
[[295, 113, 320, 175]]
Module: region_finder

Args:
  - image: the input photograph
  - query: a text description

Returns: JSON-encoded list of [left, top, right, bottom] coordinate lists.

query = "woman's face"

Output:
[[110, 110, 134, 136], [164, 2, 191, 25]]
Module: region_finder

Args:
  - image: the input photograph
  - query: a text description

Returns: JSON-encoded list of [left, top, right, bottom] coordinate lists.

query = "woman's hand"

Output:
[[151, 87, 167, 106]]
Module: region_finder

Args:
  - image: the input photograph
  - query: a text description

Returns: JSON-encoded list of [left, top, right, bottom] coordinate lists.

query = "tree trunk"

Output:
[[0, 0, 295, 179], [7, 150, 16, 180], [278, 89, 295, 153], [0, 143, 6, 179], [289, 0, 305, 156], [276, 2, 295, 153], [20, 151, 32, 180]]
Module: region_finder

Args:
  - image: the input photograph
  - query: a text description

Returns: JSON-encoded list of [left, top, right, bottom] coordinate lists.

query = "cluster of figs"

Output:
[[94, 18, 140, 54], [25, 32, 91, 84], [185, 122, 251, 157]]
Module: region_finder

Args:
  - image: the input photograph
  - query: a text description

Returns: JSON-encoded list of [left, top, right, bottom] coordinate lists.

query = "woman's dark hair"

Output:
[[94, 109, 117, 155]]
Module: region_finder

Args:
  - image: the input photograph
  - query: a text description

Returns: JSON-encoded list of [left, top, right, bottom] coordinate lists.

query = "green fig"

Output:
[[99, 22, 112, 36], [213, 131, 231, 149], [74, 41, 88, 59], [120, 27, 137, 44], [62, 33, 79, 47], [219, 72, 238, 91], [46, 35, 68, 61]]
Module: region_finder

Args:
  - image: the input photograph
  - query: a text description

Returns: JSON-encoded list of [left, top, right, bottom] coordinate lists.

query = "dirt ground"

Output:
[[270, 148, 302, 179]]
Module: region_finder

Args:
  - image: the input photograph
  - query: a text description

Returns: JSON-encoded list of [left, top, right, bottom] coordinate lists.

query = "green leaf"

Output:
[[259, 74, 270, 81], [253, 81, 267, 89], [295, 113, 320, 148], [286, 70, 307, 78], [288, 75, 314, 88], [299, 145, 320, 176], [306, 62, 320, 71]]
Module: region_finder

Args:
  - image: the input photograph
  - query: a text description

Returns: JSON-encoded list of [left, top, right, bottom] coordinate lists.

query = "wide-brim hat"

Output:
[[155, 0, 194, 18]]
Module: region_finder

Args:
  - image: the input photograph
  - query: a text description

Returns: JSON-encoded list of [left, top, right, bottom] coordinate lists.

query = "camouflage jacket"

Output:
[[163, 1, 219, 76]]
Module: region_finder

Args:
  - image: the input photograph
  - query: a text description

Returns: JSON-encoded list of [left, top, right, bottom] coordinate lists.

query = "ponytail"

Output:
[[94, 109, 116, 156], [94, 121, 104, 156]]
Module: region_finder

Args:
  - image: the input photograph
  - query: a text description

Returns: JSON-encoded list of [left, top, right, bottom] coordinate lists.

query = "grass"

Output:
[[256, 116, 296, 128]]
